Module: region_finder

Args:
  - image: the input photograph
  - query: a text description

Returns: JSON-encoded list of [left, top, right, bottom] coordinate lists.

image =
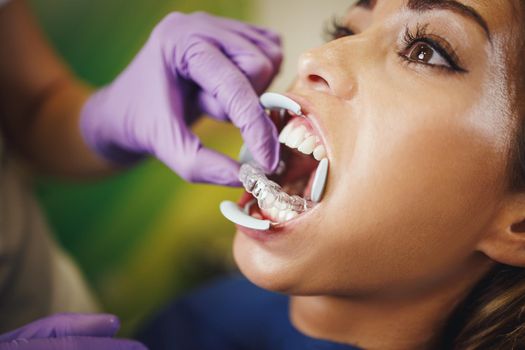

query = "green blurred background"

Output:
[[28, 0, 252, 335]]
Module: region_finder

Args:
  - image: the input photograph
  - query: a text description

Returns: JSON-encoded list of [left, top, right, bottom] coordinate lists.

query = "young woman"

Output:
[[138, 0, 525, 349]]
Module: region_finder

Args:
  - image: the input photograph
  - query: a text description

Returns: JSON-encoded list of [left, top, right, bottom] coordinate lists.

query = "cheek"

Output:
[[314, 117, 507, 294]]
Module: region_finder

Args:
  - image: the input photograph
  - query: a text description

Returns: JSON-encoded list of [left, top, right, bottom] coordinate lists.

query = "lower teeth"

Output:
[[239, 163, 312, 221]]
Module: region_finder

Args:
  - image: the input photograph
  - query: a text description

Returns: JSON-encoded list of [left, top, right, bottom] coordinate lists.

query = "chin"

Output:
[[232, 231, 304, 294]]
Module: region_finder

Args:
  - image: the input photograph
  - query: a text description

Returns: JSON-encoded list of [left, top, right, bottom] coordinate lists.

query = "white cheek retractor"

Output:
[[220, 92, 329, 230]]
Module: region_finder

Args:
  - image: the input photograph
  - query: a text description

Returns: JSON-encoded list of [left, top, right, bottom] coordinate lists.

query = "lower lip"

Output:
[[235, 224, 286, 242]]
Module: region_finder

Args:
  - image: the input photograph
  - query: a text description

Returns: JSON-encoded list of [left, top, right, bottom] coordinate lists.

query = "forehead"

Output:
[[349, 0, 518, 34], [461, 0, 519, 33]]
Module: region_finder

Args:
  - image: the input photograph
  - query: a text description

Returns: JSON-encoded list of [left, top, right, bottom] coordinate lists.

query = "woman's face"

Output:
[[234, 0, 519, 298]]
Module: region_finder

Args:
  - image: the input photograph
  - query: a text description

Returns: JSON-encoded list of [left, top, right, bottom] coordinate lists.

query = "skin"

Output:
[[233, 1, 525, 349], [0, 0, 120, 177]]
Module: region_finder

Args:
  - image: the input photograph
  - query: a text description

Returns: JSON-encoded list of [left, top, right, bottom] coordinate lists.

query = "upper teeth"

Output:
[[279, 121, 327, 161], [220, 93, 330, 231]]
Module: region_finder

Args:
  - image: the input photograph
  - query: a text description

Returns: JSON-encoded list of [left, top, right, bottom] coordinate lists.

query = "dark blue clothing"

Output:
[[138, 275, 362, 350]]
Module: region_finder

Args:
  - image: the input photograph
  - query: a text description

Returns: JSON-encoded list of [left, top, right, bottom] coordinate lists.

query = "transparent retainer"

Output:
[[239, 163, 312, 213]]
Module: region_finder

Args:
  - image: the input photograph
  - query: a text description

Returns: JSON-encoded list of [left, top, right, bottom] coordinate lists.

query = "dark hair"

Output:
[[440, 264, 525, 349]]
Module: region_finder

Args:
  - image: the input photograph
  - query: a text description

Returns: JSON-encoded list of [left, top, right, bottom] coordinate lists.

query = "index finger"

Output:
[[183, 42, 280, 172]]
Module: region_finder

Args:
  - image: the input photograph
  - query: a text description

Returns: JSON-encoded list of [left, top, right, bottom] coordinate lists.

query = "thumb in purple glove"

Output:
[[81, 12, 283, 186], [0, 313, 146, 350]]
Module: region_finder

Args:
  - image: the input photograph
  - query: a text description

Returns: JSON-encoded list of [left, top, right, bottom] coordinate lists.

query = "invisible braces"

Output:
[[239, 163, 313, 213]]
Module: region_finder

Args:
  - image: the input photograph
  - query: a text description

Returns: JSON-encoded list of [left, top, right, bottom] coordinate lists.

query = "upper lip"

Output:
[[283, 92, 330, 158]]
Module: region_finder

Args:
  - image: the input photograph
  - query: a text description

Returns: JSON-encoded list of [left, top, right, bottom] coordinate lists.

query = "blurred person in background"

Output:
[[0, 0, 282, 347]]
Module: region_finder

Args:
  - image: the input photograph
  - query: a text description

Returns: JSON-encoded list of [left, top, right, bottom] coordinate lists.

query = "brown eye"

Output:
[[405, 41, 449, 67], [409, 43, 434, 63]]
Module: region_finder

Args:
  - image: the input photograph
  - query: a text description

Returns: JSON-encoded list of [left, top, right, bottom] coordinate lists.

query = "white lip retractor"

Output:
[[220, 93, 329, 231]]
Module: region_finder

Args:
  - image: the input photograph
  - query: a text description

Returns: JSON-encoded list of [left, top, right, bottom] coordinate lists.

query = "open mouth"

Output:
[[220, 93, 329, 231]]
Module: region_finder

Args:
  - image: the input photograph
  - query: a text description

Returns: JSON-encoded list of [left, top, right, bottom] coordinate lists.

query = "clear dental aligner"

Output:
[[239, 163, 313, 214], [219, 92, 329, 230]]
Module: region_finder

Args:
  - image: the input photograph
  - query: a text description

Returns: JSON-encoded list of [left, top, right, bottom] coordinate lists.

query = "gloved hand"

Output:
[[0, 313, 146, 350], [81, 12, 282, 186]]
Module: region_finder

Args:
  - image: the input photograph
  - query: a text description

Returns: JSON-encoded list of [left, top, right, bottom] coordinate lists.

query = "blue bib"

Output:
[[138, 275, 363, 350]]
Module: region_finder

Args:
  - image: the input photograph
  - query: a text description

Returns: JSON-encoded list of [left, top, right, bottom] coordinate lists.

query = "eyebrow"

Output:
[[406, 0, 491, 41]]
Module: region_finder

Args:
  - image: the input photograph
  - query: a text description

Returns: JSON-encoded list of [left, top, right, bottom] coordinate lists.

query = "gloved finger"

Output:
[[246, 25, 282, 47], [180, 43, 280, 173], [221, 26, 282, 75], [223, 25, 282, 75], [184, 147, 242, 186], [188, 14, 282, 80], [152, 119, 241, 186], [200, 28, 278, 94], [193, 12, 282, 47], [157, 130, 240, 187], [0, 336, 147, 350], [0, 314, 120, 342], [197, 92, 228, 122]]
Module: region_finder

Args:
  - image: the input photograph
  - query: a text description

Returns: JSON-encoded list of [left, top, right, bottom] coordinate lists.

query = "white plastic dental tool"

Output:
[[311, 158, 328, 203], [260, 92, 302, 115], [219, 92, 330, 231], [220, 200, 271, 231]]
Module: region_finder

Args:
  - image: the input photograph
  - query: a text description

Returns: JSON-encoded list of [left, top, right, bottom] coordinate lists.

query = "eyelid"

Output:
[[356, 0, 374, 8], [417, 34, 463, 69], [400, 24, 467, 73], [325, 17, 356, 40]]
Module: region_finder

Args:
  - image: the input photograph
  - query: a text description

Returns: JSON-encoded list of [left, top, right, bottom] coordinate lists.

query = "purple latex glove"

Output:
[[0, 313, 146, 350], [81, 12, 282, 186]]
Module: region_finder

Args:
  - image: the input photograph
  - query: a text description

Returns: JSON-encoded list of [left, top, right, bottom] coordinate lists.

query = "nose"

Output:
[[296, 41, 357, 99]]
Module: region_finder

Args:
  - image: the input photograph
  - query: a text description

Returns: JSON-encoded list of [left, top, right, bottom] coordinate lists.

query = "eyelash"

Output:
[[400, 23, 466, 73], [324, 19, 467, 74], [324, 17, 355, 41]]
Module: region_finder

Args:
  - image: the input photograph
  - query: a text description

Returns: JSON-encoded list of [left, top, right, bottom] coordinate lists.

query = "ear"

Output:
[[477, 193, 525, 267]]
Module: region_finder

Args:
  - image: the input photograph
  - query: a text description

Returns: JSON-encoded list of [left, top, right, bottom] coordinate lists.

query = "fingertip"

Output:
[[68, 313, 121, 337], [243, 110, 280, 174], [103, 314, 121, 335], [188, 147, 243, 186], [253, 142, 280, 174], [89, 313, 120, 329]]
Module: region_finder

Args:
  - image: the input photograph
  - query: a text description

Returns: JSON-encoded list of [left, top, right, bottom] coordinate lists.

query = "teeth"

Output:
[[237, 163, 313, 225], [221, 93, 332, 230], [269, 207, 279, 219], [286, 125, 308, 148], [298, 136, 317, 155], [313, 145, 327, 161], [286, 211, 298, 221], [265, 208, 297, 224], [279, 121, 327, 161], [278, 122, 295, 143]]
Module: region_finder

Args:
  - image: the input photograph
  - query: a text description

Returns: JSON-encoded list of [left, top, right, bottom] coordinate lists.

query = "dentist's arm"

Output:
[[0, 0, 112, 178], [0, 1, 282, 184]]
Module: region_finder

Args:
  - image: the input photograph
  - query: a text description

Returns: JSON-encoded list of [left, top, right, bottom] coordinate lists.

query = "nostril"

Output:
[[308, 74, 329, 87], [307, 74, 331, 93]]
